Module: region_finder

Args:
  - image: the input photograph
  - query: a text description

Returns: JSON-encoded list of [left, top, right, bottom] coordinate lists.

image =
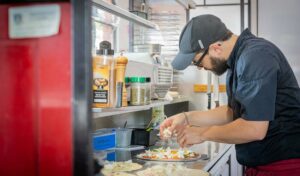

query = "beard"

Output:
[[210, 56, 228, 76]]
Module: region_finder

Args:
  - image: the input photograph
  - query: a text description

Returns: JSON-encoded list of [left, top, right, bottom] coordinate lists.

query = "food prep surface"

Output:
[[98, 142, 232, 175]]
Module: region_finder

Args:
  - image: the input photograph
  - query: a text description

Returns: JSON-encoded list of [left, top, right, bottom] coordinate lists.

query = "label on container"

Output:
[[9, 5, 60, 39], [93, 90, 108, 103]]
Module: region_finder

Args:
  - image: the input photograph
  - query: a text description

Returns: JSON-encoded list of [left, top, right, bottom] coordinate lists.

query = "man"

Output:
[[160, 14, 300, 175]]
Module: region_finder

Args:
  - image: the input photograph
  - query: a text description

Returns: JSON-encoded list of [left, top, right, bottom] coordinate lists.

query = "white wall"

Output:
[[115, 0, 130, 52], [258, 0, 300, 84]]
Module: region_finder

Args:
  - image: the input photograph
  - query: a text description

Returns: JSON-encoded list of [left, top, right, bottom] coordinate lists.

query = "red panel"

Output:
[[38, 3, 73, 176], [0, 3, 73, 176], [0, 41, 38, 176]]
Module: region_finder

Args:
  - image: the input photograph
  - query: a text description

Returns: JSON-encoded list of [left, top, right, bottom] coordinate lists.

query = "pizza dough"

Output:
[[101, 161, 209, 176], [136, 164, 209, 176], [101, 161, 142, 176], [136, 166, 165, 176], [103, 172, 136, 176]]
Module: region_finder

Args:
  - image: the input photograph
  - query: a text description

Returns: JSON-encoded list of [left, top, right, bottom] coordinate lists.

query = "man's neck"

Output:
[[224, 35, 239, 61]]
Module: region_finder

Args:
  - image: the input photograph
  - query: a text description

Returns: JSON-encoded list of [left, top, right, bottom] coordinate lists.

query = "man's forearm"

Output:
[[187, 105, 233, 127], [201, 118, 269, 144]]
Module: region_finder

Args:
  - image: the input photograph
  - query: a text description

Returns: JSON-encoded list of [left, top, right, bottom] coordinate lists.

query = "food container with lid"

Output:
[[130, 77, 145, 106]]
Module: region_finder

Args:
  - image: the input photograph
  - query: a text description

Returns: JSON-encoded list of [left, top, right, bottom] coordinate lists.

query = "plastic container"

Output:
[[115, 128, 133, 148], [130, 77, 145, 106], [152, 106, 167, 127], [93, 128, 116, 151], [131, 127, 159, 146], [144, 77, 151, 105], [92, 41, 116, 108]]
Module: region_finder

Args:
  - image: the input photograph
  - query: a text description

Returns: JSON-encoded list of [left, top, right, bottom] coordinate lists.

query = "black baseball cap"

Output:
[[172, 14, 228, 70]]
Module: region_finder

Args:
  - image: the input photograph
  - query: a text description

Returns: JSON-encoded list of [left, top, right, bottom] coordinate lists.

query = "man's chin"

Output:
[[212, 70, 226, 76]]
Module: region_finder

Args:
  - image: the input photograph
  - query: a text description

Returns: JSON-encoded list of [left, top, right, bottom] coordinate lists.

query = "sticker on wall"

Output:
[[9, 4, 60, 39]]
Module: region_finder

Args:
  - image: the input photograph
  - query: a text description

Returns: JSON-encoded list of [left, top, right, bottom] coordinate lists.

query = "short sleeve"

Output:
[[234, 49, 279, 121]]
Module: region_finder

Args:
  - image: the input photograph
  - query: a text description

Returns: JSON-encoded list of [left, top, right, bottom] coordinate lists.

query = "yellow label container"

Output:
[[93, 55, 115, 108]]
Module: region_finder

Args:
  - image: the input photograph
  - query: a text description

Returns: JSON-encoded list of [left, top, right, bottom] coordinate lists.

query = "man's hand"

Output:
[[177, 126, 209, 147], [159, 113, 186, 139]]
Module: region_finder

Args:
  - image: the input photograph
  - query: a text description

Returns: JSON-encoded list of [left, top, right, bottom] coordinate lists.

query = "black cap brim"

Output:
[[171, 52, 196, 70]]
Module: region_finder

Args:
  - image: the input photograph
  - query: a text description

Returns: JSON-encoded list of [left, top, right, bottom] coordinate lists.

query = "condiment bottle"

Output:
[[115, 52, 128, 107], [92, 41, 116, 108]]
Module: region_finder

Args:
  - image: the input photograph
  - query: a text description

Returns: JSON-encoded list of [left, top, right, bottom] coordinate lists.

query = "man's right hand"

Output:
[[159, 113, 186, 139]]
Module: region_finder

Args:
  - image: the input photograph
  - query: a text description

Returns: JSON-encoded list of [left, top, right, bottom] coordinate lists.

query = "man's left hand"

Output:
[[177, 126, 209, 148]]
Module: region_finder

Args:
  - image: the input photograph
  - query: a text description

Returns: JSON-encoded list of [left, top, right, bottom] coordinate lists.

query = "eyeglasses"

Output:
[[191, 48, 209, 67]]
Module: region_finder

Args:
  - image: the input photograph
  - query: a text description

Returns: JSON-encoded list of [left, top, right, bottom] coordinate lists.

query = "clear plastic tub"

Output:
[[115, 128, 133, 148]]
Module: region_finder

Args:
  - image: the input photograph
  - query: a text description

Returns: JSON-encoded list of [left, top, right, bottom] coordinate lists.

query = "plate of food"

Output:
[[136, 147, 201, 162]]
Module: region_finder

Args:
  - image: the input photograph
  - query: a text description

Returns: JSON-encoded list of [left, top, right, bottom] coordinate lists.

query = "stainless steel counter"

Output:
[[97, 142, 233, 175], [187, 142, 232, 171]]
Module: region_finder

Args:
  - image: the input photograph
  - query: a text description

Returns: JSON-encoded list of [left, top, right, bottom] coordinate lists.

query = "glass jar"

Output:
[[144, 77, 151, 105], [130, 77, 145, 106]]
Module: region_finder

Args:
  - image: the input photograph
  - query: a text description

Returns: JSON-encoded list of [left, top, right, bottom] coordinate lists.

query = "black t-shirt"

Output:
[[226, 29, 300, 167]]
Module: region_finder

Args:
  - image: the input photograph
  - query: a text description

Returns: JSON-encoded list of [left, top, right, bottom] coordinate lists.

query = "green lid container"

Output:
[[130, 77, 145, 83], [145, 77, 151, 83], [125, 77, 130, 83]]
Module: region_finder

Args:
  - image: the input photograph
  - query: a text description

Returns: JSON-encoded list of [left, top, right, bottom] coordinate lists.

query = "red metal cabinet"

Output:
[[0, 3, 73, 176]]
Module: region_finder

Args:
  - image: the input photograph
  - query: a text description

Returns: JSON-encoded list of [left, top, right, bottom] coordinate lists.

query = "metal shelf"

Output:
[[92, 0, 159, 30], [93, 97, 189, 118]]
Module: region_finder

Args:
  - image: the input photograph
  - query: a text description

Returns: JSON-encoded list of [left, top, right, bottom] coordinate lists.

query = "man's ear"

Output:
[[210, 42, 223, 54]]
